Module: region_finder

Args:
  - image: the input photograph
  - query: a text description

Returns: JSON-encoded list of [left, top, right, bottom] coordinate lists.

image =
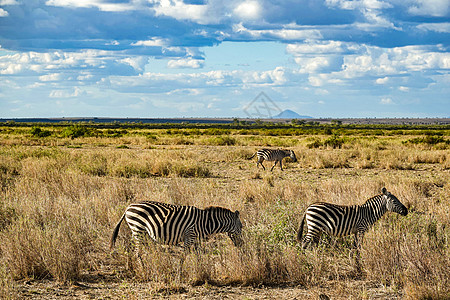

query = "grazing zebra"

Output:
[[248, 148, 297, 171], [110, 201, 243, 251], [297, 188, 407, 269]]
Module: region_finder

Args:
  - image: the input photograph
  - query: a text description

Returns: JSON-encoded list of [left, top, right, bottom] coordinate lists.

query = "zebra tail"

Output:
[[247, 152, 257, 160], [110, 212, 126, 250], [297, 212, 306, 243]]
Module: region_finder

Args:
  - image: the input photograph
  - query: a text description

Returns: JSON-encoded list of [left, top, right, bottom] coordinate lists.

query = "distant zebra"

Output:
[[110, 201, 243, 251], [248, 149, 297, 171], [297, 188, 407, 269]]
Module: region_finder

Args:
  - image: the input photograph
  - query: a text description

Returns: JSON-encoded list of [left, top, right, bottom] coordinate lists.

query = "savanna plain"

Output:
[[0, 121, 448, 299]]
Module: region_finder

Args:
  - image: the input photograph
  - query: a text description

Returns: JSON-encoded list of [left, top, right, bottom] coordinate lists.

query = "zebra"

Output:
[[110, 201, 243, 251], [248, 148, 297, 171], [297, 187, 408, 269]]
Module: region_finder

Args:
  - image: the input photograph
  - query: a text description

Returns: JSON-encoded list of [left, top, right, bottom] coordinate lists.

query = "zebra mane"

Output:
[[204, 206, 232, 213], [361, 194, 385, 207]]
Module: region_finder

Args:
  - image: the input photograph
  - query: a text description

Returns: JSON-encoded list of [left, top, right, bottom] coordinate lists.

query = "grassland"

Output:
[[0, 122, 449, 299]]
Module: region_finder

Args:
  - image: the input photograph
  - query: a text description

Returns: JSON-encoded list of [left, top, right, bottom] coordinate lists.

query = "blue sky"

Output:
[[0, 0, 449, 118]]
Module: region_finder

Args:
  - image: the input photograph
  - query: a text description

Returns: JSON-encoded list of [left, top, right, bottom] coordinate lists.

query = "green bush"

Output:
[[30, 127, 51, 138], [61, 126, 97, 139], [307, 139, 323, 149], [208, 136, 237, 146], [406, 135, 448, 145], [324, 135, 345, 149]]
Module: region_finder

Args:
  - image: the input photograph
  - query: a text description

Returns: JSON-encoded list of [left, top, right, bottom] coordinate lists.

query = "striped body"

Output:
[[110, 201, 243, 250], [297, 188, 408, 249], [249, 148, 297, 171]]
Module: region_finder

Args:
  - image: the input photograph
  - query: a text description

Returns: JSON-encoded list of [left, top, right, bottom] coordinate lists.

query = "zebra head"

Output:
[[382, 187, 408, 216], [228, 210, 244, 247], [289, 150, 297, 162]]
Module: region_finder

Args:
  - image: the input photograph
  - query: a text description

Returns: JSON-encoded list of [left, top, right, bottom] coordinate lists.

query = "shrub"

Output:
[[324, 135, 345, 149], [405, 135, 448, 146], [30, 127, 52, 138], [307, 139, 323, 149], [172, 164, 211, 178], [208, 136, 237, 146], [61, 126, 97, 139]]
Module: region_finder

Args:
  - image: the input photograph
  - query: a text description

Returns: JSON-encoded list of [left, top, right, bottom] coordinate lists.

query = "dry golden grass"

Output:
[[0, 125, 448, 299]]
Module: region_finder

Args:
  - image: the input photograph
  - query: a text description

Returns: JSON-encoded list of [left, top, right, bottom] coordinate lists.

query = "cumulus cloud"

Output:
[[295, 57, 333, 74], [152, 0, 212, 24], [0, 0, 19, 4], [39, 73, 62, 81], [233, 23, 322, 40], [0, 0, 449, 118], [376, 77, 389, 84], [417, 22, 450, 33], [408, 0, 449, 17], [45, 0, 136, 12], [0, 50, 145, 79], [167, 58, 204, 69], [49, 87, 86, 98], [132, 38, 168, 47], [234, 1, 262, 20], [286, 40, 353, 55], [0, 8, 8, 17]]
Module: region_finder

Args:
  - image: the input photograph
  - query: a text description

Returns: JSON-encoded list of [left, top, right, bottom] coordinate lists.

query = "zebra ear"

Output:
[[235, 210, 240, 216], [381, 187, 387, 195]]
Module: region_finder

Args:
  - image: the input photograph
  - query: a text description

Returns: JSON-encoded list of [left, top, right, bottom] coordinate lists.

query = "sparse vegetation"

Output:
[[0, 121, 448, 299]]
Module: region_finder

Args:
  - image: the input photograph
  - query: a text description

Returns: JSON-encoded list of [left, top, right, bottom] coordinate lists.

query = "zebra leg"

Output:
[[301, 237, 310, 249], [279, 160, 283, 171], [258, 158, 266, 170], [303, 227, 322, 249], [270, 161, 277, 171], [182, 228, 196, 252], [354, 232, 364, 272], [130, 231, 145, 271]]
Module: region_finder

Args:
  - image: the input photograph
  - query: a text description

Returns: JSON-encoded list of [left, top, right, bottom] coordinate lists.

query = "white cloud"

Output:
[[325, 0, 392, 10], [167, 58, 204, 69], [121, 57, 148, 72], [308, 76, 324, 87], [167, 88, 201, 95], [295, 57, 332, 74], [417, 22, 450, 33], [40, 73, 62, 81], [287, 41, 351, 55], [376, 76, 389, 84], [408, 0, 449, 17], [45, 0, 135, 12], [242, 67, 288, 85], [233, 1, 262, 20], [49, 87, 86, 98], [338, 46, 450, 79], [0, 63, 23, 74], [0, 50, 146, 80], [380, 97, 393, 104], [0, 8, 8, 17], [152, 0, 212, 24], [0, 0, 19, 4], [77, 73, 94, 81], [132, 38, 168, 47], [233, 23, 322, 40]]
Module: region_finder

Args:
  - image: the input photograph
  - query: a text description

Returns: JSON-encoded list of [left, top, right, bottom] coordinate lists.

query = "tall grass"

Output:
[[0, 125, 448, 298]]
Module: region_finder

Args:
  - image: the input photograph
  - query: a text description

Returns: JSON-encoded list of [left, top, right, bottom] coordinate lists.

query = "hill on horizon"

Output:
[[273, 109, 313, 119]]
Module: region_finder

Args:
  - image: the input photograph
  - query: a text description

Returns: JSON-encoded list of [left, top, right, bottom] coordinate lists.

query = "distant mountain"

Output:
[[273, 109, 312, 119]]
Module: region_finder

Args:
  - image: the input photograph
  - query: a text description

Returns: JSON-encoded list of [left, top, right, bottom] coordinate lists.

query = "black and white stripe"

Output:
[[248, 149, 297, 171], [297, 188, 407, 254], [110, 201, 243, 250]]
